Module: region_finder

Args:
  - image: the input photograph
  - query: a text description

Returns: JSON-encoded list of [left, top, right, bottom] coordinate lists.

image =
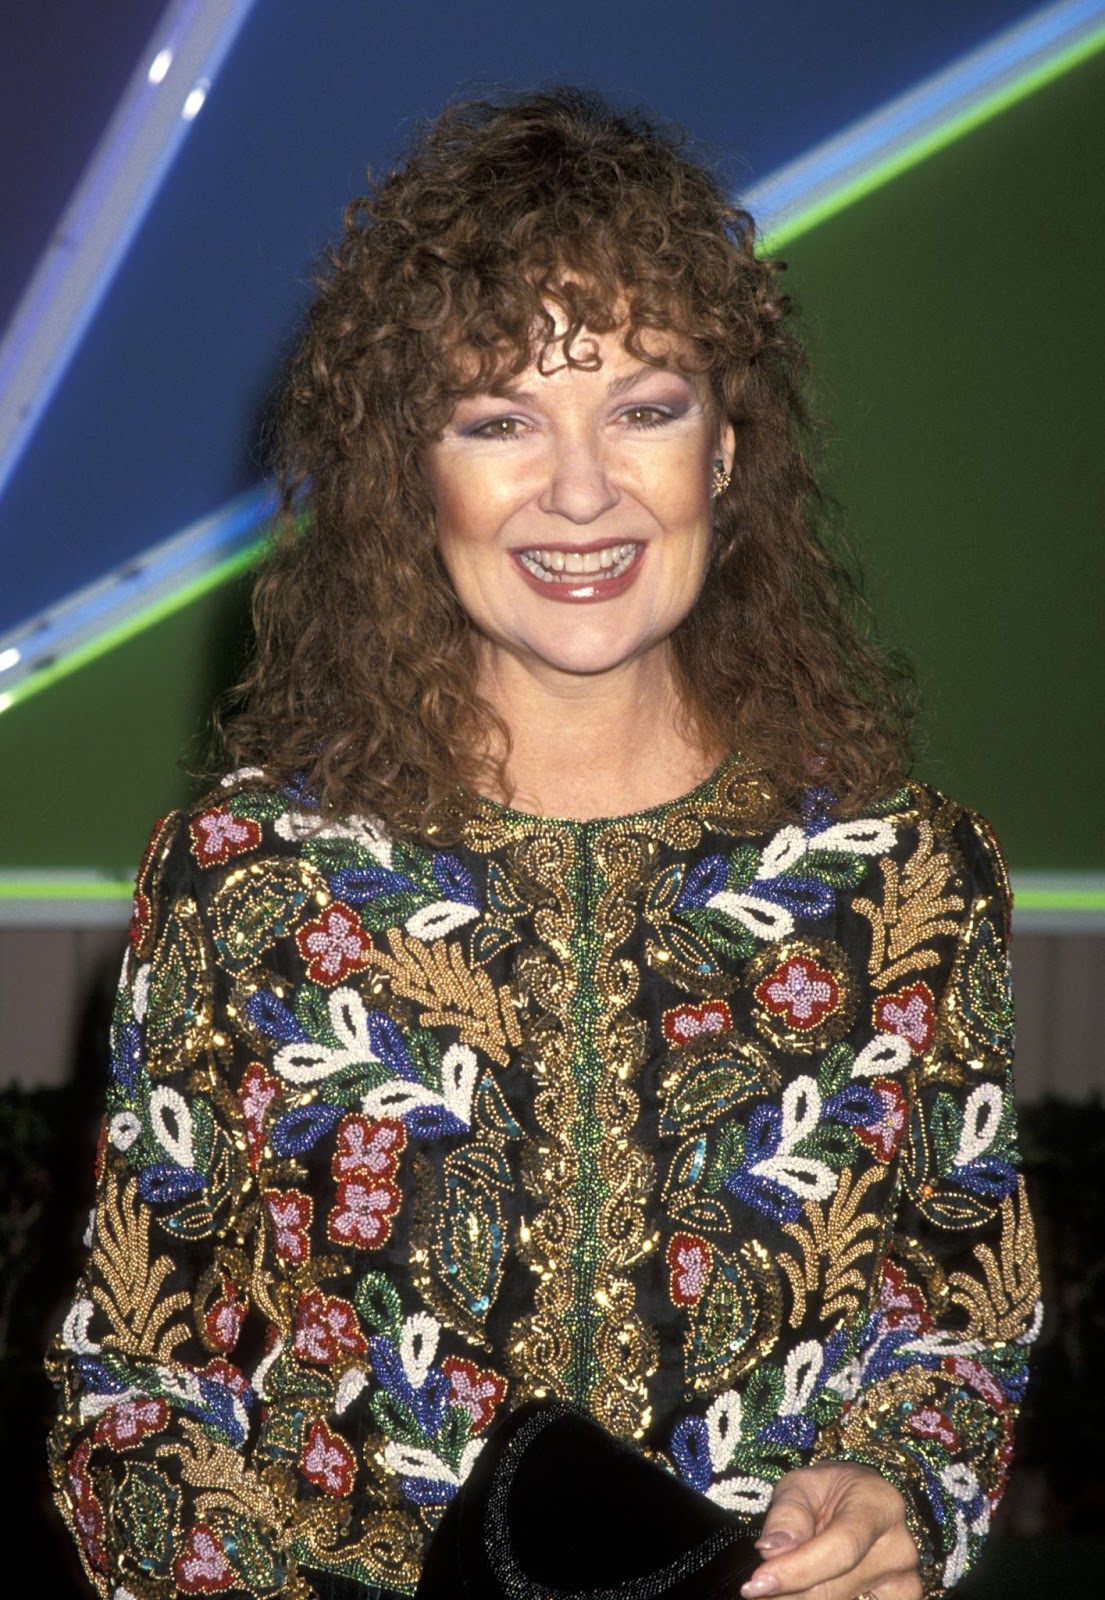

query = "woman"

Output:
[[48, 89, 1039, 1600]]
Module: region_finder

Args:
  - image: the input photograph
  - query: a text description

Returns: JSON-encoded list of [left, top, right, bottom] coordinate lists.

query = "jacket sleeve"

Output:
[[46, 812, 309, 1599], [814, 807, 1041, 1594]]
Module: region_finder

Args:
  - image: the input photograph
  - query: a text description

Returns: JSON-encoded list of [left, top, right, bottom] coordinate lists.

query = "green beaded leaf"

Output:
[[660, 1058, 760, 1134], [917, 1187, 995, 1230], [741, 1358, 784, 1427], [665, 1195, 732, 1234], [654, 921, 721, 977], [802, 849, 867, 889], [265, 1353, 330, 1401], [433, 1157, 506, 1320], [212, 862, 319, 973], [352, 891, 420, 934], [216, 1510, 285, 1592], [371, 1388, 423, 1448], [115, 1463, 178, 1575], [188, 1093, 216, 1173], [929, 1092, 963, 1176], [319, 1059, 394, 1106], [486, 861, 528, 918], [145, 907, 211, 1074], [434, 1406, 474, 1474], [301, 838, 377, 878], [868, 786, 911, 817], [683, 908, 757, 963], [808, 1122, 858, 1171], [646, 864, 684, 916], [666, 1136, 708, 1195], [355, 1271, 403, 1337], [295, 983, 340, 1047], [817, 1042, 856, 1097], [711, 1123, 747, 1186], [256, 1404, 306, 1462], [472, 924, 520, 966], [725, 845, 761, 892], [226, 790, 286, 824]]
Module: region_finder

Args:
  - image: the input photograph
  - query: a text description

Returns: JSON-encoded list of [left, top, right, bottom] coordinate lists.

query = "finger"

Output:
[[747, 1568, 923, 1600], [755, 1473, 820, 1557], [741, 1514, 920, 1600]]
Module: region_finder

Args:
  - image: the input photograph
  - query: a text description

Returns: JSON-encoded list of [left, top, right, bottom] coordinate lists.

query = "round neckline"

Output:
[[469, 750, 741, 831]]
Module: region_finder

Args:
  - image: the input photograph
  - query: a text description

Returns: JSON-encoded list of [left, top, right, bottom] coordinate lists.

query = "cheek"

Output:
[[644, 476, 714, 561], [629, 432, 714, 526], [429, 460, 517, 555]]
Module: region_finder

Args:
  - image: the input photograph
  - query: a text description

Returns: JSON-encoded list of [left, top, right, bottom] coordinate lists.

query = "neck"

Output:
[[475, 646, 718, 820]]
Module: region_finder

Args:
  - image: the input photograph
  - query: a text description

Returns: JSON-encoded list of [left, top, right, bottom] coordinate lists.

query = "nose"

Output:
[[539, 432, 619, 524]]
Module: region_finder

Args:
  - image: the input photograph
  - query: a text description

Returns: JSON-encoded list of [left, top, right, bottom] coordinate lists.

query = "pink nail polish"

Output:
[[741, 1574, 781, 1598], [755, 1531, 794, 1554]]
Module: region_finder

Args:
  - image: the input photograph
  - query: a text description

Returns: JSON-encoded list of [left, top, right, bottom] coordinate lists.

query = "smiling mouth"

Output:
[[516, 543, 640, 583]]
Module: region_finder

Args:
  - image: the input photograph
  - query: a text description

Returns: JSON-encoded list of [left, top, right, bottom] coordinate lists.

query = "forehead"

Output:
[[446, 316, 700, 397]]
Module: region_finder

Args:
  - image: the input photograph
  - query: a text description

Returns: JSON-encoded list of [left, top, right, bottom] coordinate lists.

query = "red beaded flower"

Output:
[[874, 982, 936, 1053], [295, 903, 373, 985], [203, 1278, 247, 1353], [264, 1188, 313, 1262], [327, 1177, 400, 1250], [442, 1357, 507, 1432], [301, 1418, 357, 1495], [189, 807, 262, 867], [174, 1524, 236, 1593], [66, 1441, 107, 1575], [755, 955, 839, 1030], [238, 1062, 282, 1171], [854, 1077, 908, 1163], [332, 1114, 406, 1181], [93, 1397, 169, 1449], [293, 1289, 368, 1364], [667, 1234, 713, 1306], [662, 1001, 733, 1047]]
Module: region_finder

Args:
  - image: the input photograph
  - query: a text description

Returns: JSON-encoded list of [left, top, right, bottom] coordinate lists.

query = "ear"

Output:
[[717, 419, 735, 475]]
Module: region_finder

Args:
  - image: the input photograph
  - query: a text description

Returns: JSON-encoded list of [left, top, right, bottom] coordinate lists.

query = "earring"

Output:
[[712, 459, 731, 498]]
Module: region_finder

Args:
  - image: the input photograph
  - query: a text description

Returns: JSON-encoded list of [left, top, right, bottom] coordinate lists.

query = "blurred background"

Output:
[[1, 0, 1102, 1589]]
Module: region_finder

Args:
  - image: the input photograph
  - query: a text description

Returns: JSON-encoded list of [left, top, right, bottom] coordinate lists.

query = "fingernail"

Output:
[[755, 1531, 795, 1554], [741, 1576, 780, 1598]]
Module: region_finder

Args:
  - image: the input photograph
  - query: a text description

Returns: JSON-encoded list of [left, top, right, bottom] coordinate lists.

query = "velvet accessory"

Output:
[[415, 1399, 764, 1599]]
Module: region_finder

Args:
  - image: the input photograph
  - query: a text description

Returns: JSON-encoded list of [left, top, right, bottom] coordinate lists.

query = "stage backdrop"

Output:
[[0, 0, 1100, 880]]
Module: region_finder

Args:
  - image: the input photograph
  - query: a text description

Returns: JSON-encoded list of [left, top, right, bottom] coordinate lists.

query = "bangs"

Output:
[[434, 259, 714, 418]]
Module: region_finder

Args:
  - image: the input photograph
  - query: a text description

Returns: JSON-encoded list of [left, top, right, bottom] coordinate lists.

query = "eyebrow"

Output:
[[491, 365, 690, 406]]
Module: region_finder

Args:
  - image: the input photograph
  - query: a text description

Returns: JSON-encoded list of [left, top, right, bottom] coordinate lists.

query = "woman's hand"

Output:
[[739, 1462, 923, 1600]]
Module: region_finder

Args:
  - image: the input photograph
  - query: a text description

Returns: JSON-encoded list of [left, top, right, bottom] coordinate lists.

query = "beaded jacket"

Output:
[[47, 760, 1040, 1599]]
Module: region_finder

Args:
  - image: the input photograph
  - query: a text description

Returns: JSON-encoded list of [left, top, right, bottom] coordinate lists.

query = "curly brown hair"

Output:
[[218, 86, 915, 835]]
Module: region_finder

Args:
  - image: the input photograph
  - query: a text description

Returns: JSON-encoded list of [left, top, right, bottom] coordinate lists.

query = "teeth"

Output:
[[518, 543, 639, 583]]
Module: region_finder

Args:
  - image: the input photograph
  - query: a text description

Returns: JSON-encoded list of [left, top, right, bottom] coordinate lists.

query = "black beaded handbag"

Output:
[[415, 1399, 763, 1600]]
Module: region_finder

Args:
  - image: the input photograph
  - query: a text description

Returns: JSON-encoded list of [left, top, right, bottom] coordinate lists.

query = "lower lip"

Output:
[[511, 545, 644, 603]]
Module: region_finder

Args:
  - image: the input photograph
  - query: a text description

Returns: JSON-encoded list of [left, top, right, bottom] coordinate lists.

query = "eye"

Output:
[[470, 416, 528, 441], [621, 405, 672, 430]]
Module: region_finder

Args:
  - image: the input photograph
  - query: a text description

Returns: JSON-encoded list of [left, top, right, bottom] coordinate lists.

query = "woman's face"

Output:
[[423, 324, 734, 690]]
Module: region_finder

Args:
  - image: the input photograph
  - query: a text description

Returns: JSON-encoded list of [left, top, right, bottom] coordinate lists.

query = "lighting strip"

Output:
[[0, 0, 258, 505], [2, 0, 1103, 718], [1, 872, 1102, 931], [746, 0, 1105, 248], [0, 486, 275, 714]]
